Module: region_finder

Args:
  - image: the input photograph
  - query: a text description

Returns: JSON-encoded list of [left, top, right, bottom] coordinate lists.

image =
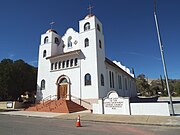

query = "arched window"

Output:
[[68, 36, 72, 48], [85, 38, 89, 47], [55, 62, 57, 69], [85, 73, 91, 85], [118, 75, 122, 89], [70, 59, 73, 67], [97, 24, 101, 32], [75, 58, 78, 66], [51, 63, 54, 70], [41, 79, 45, 90], [60, 78, 68, 83], [66, 60, 69, 67], [101, 74, 104, 86], [109, 71, 114, 88], [44, 36, 48, 44], [112, 72, 114, 88], [63, 44, 65, 48], [58, 61, 61, 69], [55, 37, 60, 45], [84, 22, 90, 31], [43, 50, 47, 58], [62, 61, 65, 68], [125, 78, 127, 90], [99, 40, 102, 48]]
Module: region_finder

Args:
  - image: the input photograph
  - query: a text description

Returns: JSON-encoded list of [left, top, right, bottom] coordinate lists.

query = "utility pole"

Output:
[[154, 0, 175, 115]]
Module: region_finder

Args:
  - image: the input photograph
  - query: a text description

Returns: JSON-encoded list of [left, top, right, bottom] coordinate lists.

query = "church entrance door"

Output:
[[58, 84, 68, 99], [57, 77, 70, 100]]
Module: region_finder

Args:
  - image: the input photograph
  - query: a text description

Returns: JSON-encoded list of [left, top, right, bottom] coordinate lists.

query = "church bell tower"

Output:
[[78, 7, 107, 98]]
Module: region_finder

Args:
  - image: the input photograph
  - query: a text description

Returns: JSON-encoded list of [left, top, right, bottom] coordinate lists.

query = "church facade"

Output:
[[36, 14, 137, 108]]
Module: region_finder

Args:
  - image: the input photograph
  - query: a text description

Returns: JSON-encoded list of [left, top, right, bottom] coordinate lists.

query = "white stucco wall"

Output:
[[105, 63, 136, 98], [92, 99, 103, 114], [36, 15, 136, 104], [130, 103, 170, 116], [62, 28, 79, 53]]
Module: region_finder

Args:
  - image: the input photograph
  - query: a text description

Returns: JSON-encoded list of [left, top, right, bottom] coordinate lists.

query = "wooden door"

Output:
[[59, 85, 67, 99]]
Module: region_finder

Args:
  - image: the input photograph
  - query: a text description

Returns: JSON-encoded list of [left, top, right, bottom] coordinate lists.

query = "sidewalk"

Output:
[[0, 110, 180, 127], [56, 112, 180, 127], [0, 110, 64, 118]]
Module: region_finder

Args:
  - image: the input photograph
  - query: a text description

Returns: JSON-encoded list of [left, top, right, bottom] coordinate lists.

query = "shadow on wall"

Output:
[[36, 85, 43, 103], [130, 96, 159, 103]]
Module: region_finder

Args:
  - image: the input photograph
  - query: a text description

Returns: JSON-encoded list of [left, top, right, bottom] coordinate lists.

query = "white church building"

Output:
[[36, 14, 137, 109]]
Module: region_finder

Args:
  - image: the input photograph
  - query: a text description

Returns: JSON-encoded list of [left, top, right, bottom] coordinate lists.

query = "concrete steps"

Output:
[[25, 100, 87, 113]]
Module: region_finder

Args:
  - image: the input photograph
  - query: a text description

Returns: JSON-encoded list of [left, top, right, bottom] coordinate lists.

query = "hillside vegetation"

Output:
[[136, 74, 180, 97], [0, 59, 37, 101]]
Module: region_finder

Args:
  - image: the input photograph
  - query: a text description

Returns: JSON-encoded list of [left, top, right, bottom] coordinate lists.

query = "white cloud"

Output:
[[121, 51, 161, 61], [8, 53, 15, 59], [28, 60, 38, 67]]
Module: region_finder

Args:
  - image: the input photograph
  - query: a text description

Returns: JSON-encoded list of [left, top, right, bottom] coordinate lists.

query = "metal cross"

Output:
[[87, 5, 94, 16], [50, 21, 55, 29]]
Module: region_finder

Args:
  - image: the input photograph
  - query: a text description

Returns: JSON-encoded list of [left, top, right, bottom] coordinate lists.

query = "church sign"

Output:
[[103, 91, 130, 115], [104, 97, 123, 109], [93, 91, 170, 116]]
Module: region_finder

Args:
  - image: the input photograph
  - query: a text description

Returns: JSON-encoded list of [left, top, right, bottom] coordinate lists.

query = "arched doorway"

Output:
[[57, 76, 70, 100]]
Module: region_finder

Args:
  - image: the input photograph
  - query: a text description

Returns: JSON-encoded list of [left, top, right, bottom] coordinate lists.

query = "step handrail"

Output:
[[67, 94, 91, 105], [42, 95, 57, 104], [40, 94, 91, 106], [28, 95, 57, 108], [36, 95, 57, 110], [43, 95, 57, 101]]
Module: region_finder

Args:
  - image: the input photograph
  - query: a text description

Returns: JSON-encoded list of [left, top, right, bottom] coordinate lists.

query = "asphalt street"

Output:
[[0, 114, 180, 135]]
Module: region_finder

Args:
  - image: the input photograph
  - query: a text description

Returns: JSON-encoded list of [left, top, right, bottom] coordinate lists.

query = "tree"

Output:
[[150, 79, 165, 96], [174, 81, 180, 96], [13, 59, 37, 98], [135, 73, 180, 97], [0, 59, 37, 101], [0, 59, 14, 100], [136, 74, 151, 96]]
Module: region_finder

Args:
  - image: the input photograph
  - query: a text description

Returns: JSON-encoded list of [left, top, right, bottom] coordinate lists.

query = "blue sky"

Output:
[[0, 0, 179, 79]]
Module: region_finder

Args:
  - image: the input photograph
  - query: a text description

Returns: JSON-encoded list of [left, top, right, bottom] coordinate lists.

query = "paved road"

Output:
[[0, 114, 180, 135]]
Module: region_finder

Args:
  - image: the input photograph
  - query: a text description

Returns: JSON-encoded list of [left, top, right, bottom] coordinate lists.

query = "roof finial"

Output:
[[50, 21, 55, 29], [87, 4, 94, 16]]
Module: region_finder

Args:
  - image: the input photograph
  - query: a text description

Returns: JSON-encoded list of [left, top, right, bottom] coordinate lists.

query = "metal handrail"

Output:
[[36, 95, 57, 110], [36, 94, 91, 111], [43, 95, 57, 104], [41, 94, 90, 105], [67, 94, 91, 105]]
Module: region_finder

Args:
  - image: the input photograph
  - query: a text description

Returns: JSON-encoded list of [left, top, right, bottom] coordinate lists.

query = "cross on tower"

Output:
[[87, 5, 94, 16], [49, 21, 55, 29]]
